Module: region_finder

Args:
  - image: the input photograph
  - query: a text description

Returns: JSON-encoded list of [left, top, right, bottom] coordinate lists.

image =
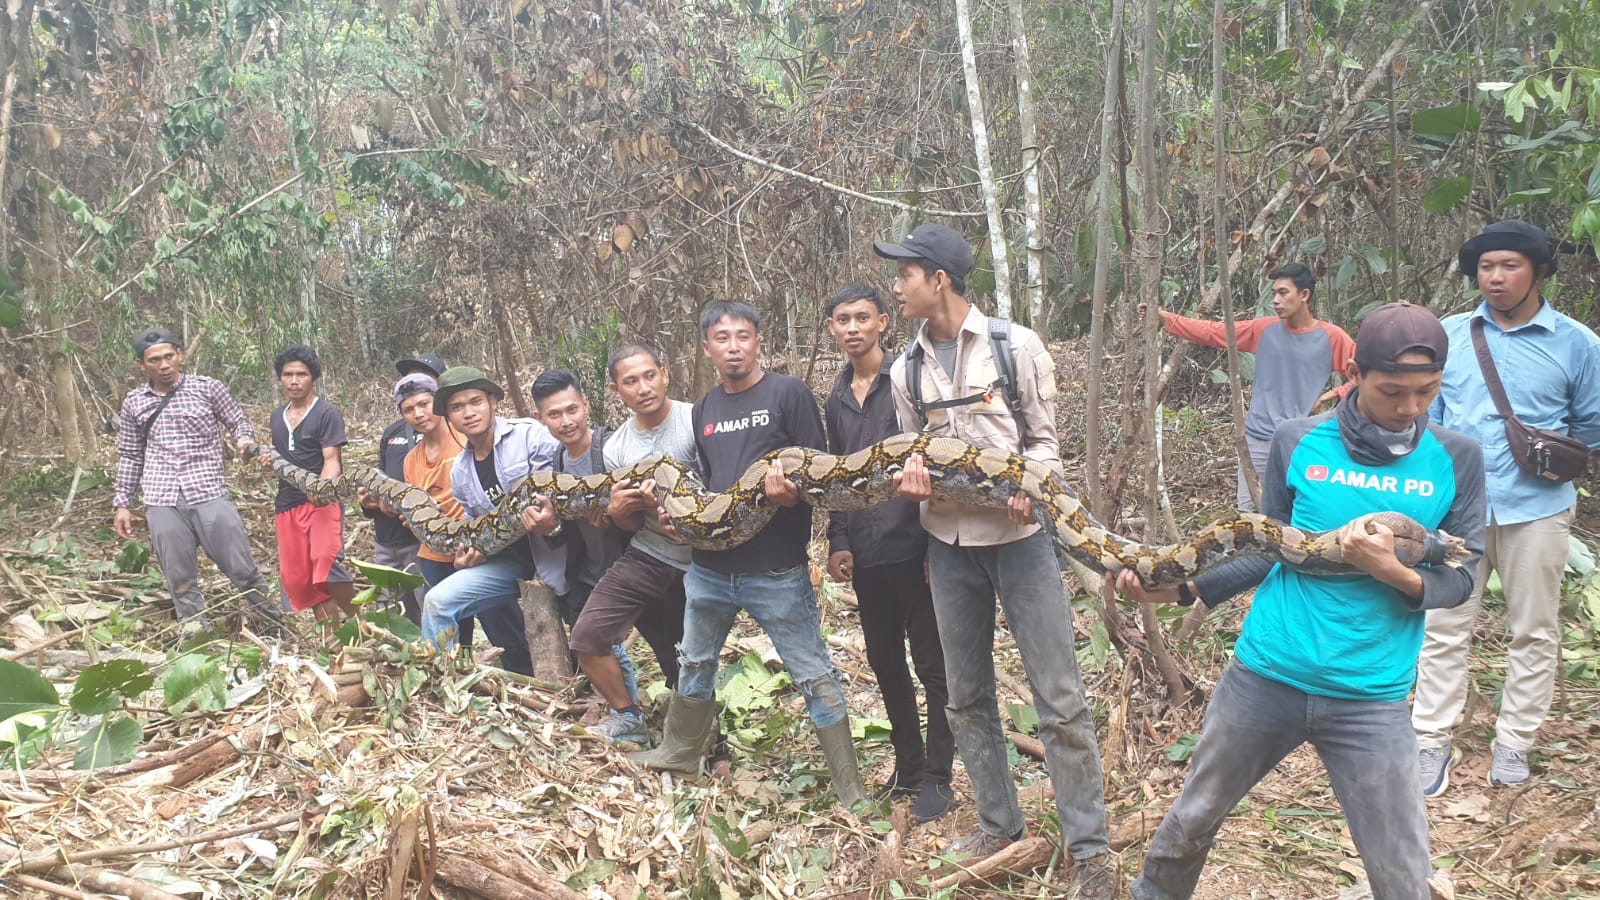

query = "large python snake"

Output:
[[244, 432, 1467, 589]]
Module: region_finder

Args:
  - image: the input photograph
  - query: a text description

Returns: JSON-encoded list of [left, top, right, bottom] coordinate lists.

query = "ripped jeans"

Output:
[[678, 563, 848, 728]]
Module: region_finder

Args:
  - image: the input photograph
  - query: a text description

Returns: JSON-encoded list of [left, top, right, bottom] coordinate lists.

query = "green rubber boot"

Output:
[[628, 692, 717, 776], [816, 719, 868, 807]]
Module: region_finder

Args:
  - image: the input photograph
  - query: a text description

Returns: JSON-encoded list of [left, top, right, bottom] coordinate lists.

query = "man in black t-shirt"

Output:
[[629, 302, 866, 807], [357, 352, 446, 623], [267, 344, 358, 622]]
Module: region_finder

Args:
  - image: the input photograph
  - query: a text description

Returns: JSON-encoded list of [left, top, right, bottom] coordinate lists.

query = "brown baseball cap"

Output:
[[1353, 303, 1448, 373]]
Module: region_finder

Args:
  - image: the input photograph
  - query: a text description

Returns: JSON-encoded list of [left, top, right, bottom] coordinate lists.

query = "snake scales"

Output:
[[244, 431, 1467, 589]]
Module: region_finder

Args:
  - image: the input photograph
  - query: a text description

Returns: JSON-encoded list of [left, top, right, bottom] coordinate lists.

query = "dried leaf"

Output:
[[42, 124, 61, 151], [612, 224, 635, 253], [1304, 146, 1332, 169]]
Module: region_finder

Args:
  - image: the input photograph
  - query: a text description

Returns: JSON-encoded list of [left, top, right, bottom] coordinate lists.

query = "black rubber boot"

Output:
[[627, 692, 716, 776], [816, 720, 868, 807]]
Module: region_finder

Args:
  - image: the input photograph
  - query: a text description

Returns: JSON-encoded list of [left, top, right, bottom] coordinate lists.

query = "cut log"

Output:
[[435, 853, 548, 900], [521, 579, 573, 681], [165, 720, 271, 789], [42, 864, 183, 900], [1008, 732, 1046, 761], [476, 851, 586, 900], [928, 836, 1055, 891]]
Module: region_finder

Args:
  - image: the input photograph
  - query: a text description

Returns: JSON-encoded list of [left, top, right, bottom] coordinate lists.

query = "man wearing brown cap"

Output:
[[880, 224, 1112, 895], [113, 327, 281, 629], [1118, 303, 1485, 900], [1413, 221, 1600, 794]]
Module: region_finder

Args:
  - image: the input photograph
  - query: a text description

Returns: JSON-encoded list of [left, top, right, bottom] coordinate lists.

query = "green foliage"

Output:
[[1164, 733, 1200, 763], [74, 716, 144, 770], [163, 652, 229, 715], [551, 308, 624, 425], [116, 541, 152, 574], [70, 660, 154, 716], [0, 659, 60, 724]]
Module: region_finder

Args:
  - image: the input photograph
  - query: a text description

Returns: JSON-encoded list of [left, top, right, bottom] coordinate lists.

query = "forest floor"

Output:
[[3, 343, 1600, 899]]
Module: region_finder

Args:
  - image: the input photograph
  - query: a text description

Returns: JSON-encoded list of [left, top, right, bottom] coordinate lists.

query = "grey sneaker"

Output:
[[1489, 741, 1530, 786], [592, 709, 650, 746], [943, 826, 1023, 863], [1067, 853, 1116, 900], [1418, 744, 1461, 798]]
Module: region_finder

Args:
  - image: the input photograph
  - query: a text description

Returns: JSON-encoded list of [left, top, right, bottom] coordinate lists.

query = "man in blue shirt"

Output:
[[1118, 303, 1485, 900], [1413, 221, 1600, 794]]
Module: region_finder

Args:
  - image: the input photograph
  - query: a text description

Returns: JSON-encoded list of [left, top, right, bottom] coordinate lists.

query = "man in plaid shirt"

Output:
[[113, 328, 281, 627]]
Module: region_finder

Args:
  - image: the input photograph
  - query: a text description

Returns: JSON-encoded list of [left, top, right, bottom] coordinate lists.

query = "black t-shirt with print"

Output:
[[369, 418, 424, 546], [270, 399, 348, 513], [692, 372, 826, 574]]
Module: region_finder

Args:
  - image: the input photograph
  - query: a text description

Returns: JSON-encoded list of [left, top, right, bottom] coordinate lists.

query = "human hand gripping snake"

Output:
[[242, 432, 1467, 589]]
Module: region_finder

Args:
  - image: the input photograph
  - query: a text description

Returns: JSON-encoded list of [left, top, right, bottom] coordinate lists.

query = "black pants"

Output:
[[854, 557, 954, 785]]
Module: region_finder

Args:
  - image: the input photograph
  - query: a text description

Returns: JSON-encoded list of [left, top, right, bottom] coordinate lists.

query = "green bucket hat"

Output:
[[432, 366, 505, 416]]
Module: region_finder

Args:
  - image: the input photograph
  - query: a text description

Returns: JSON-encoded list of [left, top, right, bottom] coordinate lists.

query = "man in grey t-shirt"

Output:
[[564, 344, 700, 745]]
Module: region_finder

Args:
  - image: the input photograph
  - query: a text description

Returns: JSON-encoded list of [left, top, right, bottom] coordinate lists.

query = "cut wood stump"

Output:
[[521, 579, 573, 681]]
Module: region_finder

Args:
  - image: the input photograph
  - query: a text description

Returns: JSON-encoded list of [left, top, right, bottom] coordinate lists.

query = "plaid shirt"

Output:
[[114, 374, 257, 509]]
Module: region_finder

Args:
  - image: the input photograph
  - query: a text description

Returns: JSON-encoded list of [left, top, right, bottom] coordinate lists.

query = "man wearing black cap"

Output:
[[1413, 221, 1600, 794], [1118, 302, 1485, 900], [357, 353, 447, 623], [113, 328, 281, 629], [879, 224, 1112, 893]]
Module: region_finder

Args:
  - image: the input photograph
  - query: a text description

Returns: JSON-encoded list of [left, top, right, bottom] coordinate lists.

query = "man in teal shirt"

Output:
[[1119, 303, 1485, 900], [1414, 221, 1600, 794]]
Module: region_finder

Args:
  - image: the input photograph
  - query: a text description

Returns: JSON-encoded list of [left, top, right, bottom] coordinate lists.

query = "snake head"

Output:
[[1425, 529, 1471, 568]]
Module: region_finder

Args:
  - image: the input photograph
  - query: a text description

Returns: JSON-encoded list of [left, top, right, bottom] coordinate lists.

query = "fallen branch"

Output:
[[928, 836, 1056, 891], [1008, 732, 1046, 761], [13, 810, 306, 872], [434, 853, 549, 900], [39, 864, 183, 900], [476, 851, 586, 900]]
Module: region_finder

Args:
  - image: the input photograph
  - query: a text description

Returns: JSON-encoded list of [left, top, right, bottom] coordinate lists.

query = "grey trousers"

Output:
[[1132, 662, 1431, 900], [927, 531, 1110, 860], [146, 494, 280, 624], [1235, 433, 1273, 513], [373, 540, 426, 623]]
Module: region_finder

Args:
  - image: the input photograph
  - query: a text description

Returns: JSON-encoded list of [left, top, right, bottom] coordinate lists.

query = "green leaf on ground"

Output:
[[0, 659, 61, 722], [115, 541, 151, 574], [71, 659, 154, 715], [163, 653, 227, 715], [1165, 733, 1201, 762], [73, 715, 143, 769]]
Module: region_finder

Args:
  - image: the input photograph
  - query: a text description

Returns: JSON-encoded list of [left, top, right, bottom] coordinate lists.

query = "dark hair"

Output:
[[905, 258, 966, 296], [530, 369, 584, 406], [1267, 262, 1317, 298], [699, 301, 761, 338], [607, 340, 666, 381], [273, 344, 322, 380], [825, 283, 886, 317]]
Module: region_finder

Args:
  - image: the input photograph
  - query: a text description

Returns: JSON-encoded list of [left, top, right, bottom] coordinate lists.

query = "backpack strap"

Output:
[[904, 319, 1030, 453]]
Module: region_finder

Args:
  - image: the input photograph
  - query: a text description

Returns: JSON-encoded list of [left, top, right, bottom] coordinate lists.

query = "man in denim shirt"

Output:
[[420, 366, 567, 675], [1414, 221, 1600, 794]]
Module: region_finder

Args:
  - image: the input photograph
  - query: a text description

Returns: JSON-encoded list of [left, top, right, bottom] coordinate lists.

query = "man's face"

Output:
[[702, 315, 761, 383], [1349, 352, 1442, 432], [826, 298, 889, 358], [278, 361, 316, 402], [1477, 250, 1540, 312], [1270, 278, 1311, 320], [447, 388, 497, 440], [610, 352, 669, 417], [138, 344, 183, 390], [401, 393, 436, 433], [892, 260, 941, 319], [536, 386, 591, 449]]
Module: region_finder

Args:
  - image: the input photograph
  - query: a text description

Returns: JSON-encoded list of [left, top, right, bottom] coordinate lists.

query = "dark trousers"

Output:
[[854, 557, 954, 785]]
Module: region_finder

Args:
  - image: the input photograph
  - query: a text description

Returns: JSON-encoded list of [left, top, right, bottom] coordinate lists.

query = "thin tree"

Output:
[[1005, 0, 1045, 324], [953, 0, 1013, 316]]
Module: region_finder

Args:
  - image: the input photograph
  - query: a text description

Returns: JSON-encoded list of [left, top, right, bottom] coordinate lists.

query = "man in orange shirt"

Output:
[[1153, 263, 1355, 511]]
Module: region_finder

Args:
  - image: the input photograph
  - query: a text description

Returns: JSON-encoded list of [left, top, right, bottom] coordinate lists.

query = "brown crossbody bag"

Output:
[[1471, 317, 1591, 483]]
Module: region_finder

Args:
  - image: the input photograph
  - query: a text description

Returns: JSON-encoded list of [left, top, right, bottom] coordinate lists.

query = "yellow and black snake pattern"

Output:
[[245, 432, 1467, 589]]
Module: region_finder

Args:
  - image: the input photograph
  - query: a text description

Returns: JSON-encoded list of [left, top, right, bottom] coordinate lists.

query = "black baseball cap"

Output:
[[873, 224, 975, 279], [132, 327, 179, 359], [1458, 220, 1556, 280], [1353, 303, 1448, 373], [395, 352, 447, 378]]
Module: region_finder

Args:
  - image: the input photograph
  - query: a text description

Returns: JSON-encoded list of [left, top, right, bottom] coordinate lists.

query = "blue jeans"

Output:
[[680, 563, 848, 728], [422, 554, 534, 676], [1132, 662, 1431, 900], [928, 531, 1109, 859]]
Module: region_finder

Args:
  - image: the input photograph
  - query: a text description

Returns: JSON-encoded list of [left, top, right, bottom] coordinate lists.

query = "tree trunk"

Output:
[[1214, 0, 1256, 512], [952, 0, 1012, 316], [1005, 0, 1045, 325], [1085, 0, 1126, 517], [1135, 0, 1188, 706], [521, 580, 573, 681]]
